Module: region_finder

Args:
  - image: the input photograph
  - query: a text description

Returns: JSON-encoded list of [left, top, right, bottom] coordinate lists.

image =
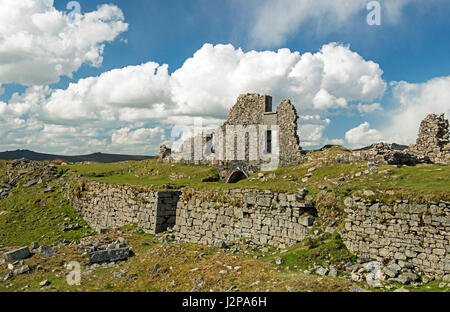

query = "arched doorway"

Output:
[[226, 169, 248, 183]]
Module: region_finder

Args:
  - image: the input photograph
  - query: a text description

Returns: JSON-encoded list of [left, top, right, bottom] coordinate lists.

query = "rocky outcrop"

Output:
[[343, 195, 450, 279], [336, 143, 418, 165], [158, 145, 172, 163], [337, 114, 449, 166], [0, 183, 13, 200]]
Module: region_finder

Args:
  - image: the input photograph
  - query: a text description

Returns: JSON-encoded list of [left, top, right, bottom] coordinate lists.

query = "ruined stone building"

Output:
[[336, 113, 450, 166], [407, 113, 450, 164], [160, 94, 303, 182], [160, 94, 450, 180]]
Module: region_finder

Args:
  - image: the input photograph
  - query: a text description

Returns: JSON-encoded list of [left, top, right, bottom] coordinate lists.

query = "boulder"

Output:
[[3, 247, 30, 262], [349, 286, 371, 292], [38, 245, 56, 257], [315, 266, 328, 276], [13, 265, 30, 275], [383, 263, 401, 278], [88, 247, 131, 264], [328, 266, 338, 277], [395, 272, 418, 285]]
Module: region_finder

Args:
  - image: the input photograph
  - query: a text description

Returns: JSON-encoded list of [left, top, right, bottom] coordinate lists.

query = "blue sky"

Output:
[[0, 0, 449, 154]]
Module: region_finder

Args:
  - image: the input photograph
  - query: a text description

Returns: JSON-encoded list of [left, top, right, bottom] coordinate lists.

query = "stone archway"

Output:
[[225, 168, 249, 183]]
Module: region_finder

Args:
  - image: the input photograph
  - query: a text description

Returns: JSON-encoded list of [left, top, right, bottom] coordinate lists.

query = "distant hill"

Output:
[[353, 143, 409, 151], [0, 149, 155, 163]]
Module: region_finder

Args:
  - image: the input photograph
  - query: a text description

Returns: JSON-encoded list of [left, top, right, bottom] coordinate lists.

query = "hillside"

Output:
[[0, 149, 154, 163], [0, 157, 449, 293]]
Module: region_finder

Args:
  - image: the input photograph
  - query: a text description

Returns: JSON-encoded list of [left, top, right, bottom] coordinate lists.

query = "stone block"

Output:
[[3, 247, 30, 262]]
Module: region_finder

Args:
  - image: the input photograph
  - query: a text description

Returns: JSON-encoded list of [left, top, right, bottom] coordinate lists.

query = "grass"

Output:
[[1, 228, 447, 292], [61, 160, 219, 189], [0, 157, 449, 292], [0, 160, 9, 183], [0, 184, 90, 247], [0, 229, 354, 292], [263, 232, 356, 272], [59, 159, 450, 202]]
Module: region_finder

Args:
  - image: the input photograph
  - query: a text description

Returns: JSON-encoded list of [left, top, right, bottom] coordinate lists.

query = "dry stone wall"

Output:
[[173, 188, 316, 248], [68, 180, 449, 279], [343, 195, 450, 278], [71, 182, 181, 234]]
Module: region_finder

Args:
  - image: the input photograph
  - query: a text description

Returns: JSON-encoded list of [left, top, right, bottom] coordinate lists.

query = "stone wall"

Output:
[[277, 99, 303, 166], [407, 113, 450, 164], [71, 182, 181, 234], [343, 195, 450, 278], [173, 188, 316, 248]]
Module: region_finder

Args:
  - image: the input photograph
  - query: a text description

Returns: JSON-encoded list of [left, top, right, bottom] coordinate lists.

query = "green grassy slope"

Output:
[[60, 159, 450, 200]]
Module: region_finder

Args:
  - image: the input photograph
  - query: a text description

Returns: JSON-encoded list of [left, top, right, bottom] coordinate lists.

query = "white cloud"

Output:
[[324, 138, 345, 146], [345, 121, 383, 148], [380, 76, 450, 144], [0, 101, 6, 114], [17, 42, 385, 124], [111, 127, 166, 146], [313, 89, 347, 110], [239, 0, 423, 47], [298, 115, 331, 147], [0, 0, 128, 85], [42, 62, 172, 124], [356, 102, 383, 114], [0, 42, 387, 154], [171, 42, 385, 117]]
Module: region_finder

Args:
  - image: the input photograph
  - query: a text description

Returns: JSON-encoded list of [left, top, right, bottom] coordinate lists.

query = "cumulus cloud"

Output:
[[313, 89, 347, 110], [42, 62, 172, 124], [298, 115, 330, 147], [356, 102, 383, 114], [345, 121, 383, 148], [111, 127, 166, 146], [380, 76, 450, 145], [239, 0, 424, 47], [0, 0, 128, 85], [0, 42, 387, 153]]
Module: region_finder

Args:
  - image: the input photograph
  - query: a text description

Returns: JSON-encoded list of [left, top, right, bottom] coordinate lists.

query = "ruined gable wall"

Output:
[[277, 99, 303, 166], [224, 93, 266, 126]]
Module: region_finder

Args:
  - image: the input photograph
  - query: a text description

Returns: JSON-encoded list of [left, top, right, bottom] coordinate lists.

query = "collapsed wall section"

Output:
[[71, 181, 181, 234], [408, 113, 450, 164], [173, 188, 316, 248], [343, 196, 450, 278]]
